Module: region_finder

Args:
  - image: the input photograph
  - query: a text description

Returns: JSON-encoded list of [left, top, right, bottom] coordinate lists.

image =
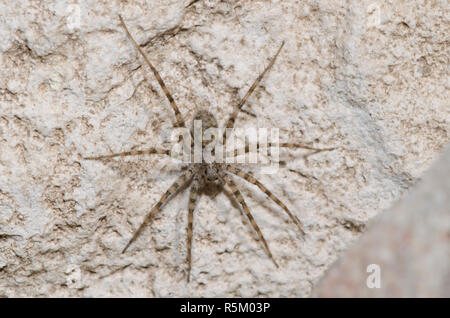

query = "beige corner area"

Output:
[[0, 0, 448, 297], [313, 145, 450, 297]]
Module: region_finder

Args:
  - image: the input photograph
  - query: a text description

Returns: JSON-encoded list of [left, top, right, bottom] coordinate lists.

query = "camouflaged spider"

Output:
[[85, 15, 332, 281]]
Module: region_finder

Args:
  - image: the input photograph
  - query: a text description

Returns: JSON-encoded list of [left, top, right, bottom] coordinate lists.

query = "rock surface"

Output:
[[0, 0, 448, 297], [313, 145, 450, 297]]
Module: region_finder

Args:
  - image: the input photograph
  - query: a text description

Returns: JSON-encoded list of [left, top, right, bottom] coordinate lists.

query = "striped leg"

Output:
[[186, 0, 200, 7], [122, 170, 194, 253], [119, 15, 186, 128], [226, 166, 305, 236], [279, 143, 336, 159], [84, 148, 170, 160], [278, 142, 335, 152], [226, 142, 335, 159], [223, 41, 285, 146], [186, 179, 200, 282], [221, 174, 278, 267]]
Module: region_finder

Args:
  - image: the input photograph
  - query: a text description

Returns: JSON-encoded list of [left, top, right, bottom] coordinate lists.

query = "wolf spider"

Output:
[[85, 15, 333, 281]]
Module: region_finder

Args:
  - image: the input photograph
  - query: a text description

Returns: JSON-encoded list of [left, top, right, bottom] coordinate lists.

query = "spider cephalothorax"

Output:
[[197, 163, 222, 184], [85, 15, 333, 282]]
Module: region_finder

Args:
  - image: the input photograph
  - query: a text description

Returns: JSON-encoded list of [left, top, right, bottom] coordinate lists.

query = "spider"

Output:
[[85, 15, 332, 281]]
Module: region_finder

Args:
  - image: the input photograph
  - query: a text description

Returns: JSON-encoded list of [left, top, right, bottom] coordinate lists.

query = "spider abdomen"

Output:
[[191, 110, 220, 164]]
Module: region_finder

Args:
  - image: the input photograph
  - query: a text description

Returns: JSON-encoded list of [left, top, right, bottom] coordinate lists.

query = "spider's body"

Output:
[[85, 15, 333, 281], [192, 110, 219, 136], [195, 163, 222, 184]]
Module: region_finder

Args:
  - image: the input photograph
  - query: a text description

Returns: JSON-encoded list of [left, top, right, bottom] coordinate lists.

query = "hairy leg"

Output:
[[223, 42, 285, 146], [225, 166, 305, 236], [225, 142, 335, 159], [221, 174, 278, 267], [84, 148, 170, 160], [119, 15, 187, 129], [186, 179, 200, 282], [122, 170, 194, 253]]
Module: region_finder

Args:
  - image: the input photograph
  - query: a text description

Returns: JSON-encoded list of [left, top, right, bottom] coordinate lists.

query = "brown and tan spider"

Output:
[[85, 15, 332, 281]]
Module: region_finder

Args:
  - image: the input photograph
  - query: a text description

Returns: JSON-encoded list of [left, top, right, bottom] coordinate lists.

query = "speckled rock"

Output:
[[0, 0, 448, 297]]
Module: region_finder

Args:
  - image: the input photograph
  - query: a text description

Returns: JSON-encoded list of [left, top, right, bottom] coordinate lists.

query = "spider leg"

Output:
[[277, 142, 335, 152], [223, 41, 284, 146], [186, 0, 200, 8], [186, 178, 200, 282], [221, 174, 278, 267], [84, 148, 170, 160], [122, 170, 194, 253], [225, 166, 305, 236], [226, 142, 335, 159], [118, 15, 186, 129]]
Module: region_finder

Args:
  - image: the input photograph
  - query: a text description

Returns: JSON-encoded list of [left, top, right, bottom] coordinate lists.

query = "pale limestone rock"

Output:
[[0, 0, 448, 297]]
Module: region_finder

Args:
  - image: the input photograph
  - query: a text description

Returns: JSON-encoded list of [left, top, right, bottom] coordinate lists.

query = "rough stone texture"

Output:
[[313, 145, 450, 298], [0, 0, 448, 297]]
